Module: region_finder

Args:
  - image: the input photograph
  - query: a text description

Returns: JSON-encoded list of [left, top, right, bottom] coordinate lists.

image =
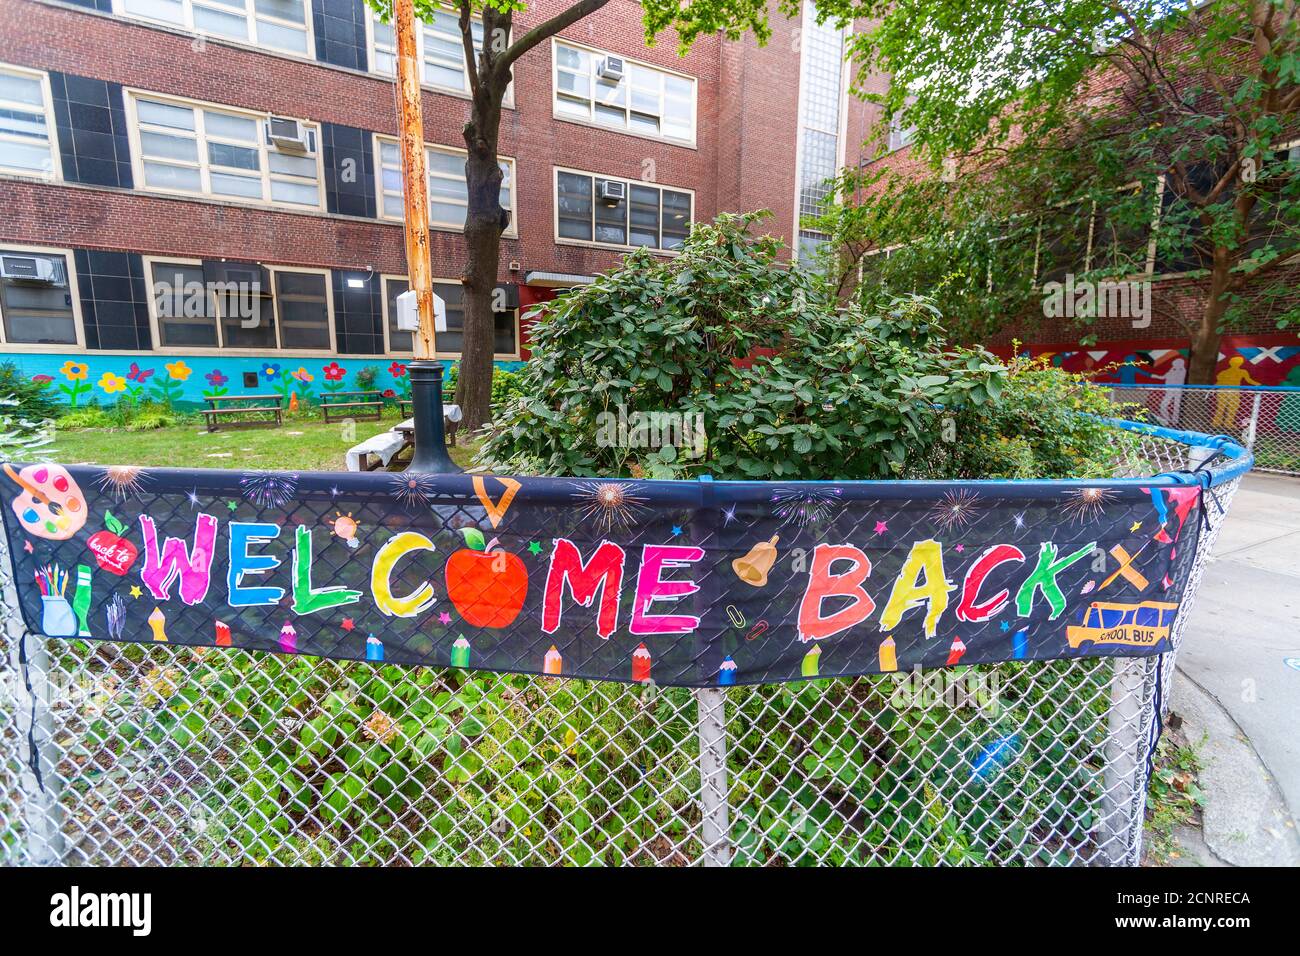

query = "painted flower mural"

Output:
[[321, 361, 347, 394], [59, 361, 91, 406], [165, 360, 193, 381], [389, 362, 407, 378], [98, 372, 127, 395], [203, 368, 229, 399], [262, 363, 281, 380]]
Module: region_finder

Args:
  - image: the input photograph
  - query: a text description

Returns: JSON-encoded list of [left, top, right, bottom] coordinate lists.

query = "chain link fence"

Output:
[[0, 425, 1245, 866], [1103, 384, 1300, 476]]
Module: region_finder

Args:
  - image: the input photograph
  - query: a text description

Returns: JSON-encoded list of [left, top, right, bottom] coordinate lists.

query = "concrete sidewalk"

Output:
[[1173, 471, 1300, 865]]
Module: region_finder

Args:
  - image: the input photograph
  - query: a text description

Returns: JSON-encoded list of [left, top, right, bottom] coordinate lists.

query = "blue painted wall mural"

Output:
[[2, 353, 523, 409]]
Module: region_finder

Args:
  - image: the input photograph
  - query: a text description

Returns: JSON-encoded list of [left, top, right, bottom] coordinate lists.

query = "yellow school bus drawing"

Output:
[[1065, 600, 1179, 649]]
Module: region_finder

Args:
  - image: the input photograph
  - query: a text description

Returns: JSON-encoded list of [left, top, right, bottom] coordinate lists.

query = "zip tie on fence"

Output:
[[17, 631, 45, 793]]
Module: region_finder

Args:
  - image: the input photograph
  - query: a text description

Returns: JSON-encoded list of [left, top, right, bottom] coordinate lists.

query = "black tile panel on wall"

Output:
[[49, 73, 134, 190], [332, 270, 384, 354], [74, 249, 154, 351], [314, 0, 369, 72], [322, 122, 377, 219]]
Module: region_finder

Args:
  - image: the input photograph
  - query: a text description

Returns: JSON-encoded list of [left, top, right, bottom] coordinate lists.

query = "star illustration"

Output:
[[721, 504, 738, 526], [873, 520, 888, 535], [129, 585, 142, 599], [1012, 511, 1026, 531], [187, 488, 201, 508], [999, 620, 1010, 632], [527, 541, 542, 555], [341, 618, 355, 631], [670, 525, 683, 537], [226, 500, 239, 512], [438, 611, 452, 625], [955, 544, 965, 553], [1130, 520, 1142, 533], [23, 540, 33, 553]]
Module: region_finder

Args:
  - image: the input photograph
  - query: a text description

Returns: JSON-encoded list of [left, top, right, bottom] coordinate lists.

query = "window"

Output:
[[555, 169, 692, 252], [0, 246, 80, 346], [382, 275, 518, 359], [888, 114, 917, 151], [128, 91, 322, 209], [367, 9, 511, 102], [375, 135, 516, 236], [147, 257, 332, 351], [553, 40, 696, 145], [0, 64, 58, 179], [114, 0, 312, 57], [793, 2, 846, 261]]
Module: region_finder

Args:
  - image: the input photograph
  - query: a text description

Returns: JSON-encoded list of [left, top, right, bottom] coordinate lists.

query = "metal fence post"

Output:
[[1099, 655, 1154, 865], [1244, 392, 1262, 452], [9, 633, 65, 865], [695, 687, 731, 866]]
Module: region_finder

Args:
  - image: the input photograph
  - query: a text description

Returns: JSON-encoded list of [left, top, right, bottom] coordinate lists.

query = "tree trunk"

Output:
[[455, 13, 509, 432], [458, 143, 504, 431], [1187, 251, 1232, 385]]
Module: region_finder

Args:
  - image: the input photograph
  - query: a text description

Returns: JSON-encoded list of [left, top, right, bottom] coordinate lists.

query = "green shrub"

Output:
[[0, 362, 59, 423], [124, 403, 188, 431], [57, 405, 116, 430], [356, 365, 381, 392]]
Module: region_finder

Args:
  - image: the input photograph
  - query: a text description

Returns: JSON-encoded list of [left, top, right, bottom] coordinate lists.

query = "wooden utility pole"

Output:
[[394, 0, 435, 359]]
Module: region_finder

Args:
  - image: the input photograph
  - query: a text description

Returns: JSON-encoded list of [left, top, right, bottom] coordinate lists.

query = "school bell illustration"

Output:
[[732, 534, 779, 587]]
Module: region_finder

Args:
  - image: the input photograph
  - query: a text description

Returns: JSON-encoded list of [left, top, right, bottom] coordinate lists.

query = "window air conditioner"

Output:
[[268, 116, 312, 153], [597, 55, 625, 82], [0, 254, 60, 284], [598, 180, 626, 204]]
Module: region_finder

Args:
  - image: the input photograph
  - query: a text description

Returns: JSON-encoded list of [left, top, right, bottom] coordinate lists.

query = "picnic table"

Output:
[[321, 390, 384, 423], [344, 405, 463, 471], [394, 404, 462, 447], [201, 394, 284, 432]]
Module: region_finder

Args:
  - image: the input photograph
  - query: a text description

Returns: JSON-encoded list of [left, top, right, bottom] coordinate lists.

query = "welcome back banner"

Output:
[[1, 464, 1202, 686]]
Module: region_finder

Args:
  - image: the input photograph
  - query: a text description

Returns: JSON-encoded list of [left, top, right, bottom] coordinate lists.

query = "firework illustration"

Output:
[[1061, 486, 1118, 525], [96, 465, 150, 501], [928, 489, 982, 532], [572, 481, 649, 534], [392, 472, 438, 510], [240, 472, 299, 509], [770, 486, 843, 528]]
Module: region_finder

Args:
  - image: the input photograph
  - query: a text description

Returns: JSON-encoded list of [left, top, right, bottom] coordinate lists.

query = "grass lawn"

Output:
[[50, 410, 482, 472]]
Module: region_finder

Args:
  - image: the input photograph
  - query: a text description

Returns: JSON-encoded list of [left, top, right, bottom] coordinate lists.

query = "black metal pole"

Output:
[[406, 360, 461, 473]]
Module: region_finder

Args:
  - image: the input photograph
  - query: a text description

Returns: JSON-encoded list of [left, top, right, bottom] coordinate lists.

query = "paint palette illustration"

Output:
[[5, 464, 87, 541]]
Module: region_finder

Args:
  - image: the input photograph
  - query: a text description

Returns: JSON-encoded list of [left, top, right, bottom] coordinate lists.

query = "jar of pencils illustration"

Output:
[[35, 565, 77, 637], [40, 595, 76, 636]]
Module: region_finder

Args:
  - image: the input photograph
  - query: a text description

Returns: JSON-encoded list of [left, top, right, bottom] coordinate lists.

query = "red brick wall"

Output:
[[0, 0, 728, 281]]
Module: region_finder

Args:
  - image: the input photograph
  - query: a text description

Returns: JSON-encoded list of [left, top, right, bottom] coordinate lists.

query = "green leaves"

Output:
[[458, 526, 487, 551]]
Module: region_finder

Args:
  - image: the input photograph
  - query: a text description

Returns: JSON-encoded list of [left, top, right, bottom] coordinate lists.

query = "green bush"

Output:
[[56, 405, 116, 430], [0, 362, 59, 423], [483, 212, 1133, 482]]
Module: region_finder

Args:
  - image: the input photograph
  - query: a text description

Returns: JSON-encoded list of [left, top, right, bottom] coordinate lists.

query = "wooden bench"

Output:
[[202, 394, 284, 432], [321, 390, 384, 423]]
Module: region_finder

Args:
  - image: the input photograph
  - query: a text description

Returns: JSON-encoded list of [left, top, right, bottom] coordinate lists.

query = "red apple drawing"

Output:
[[445, 528, 527, 628], [87, 511, 139, 576]]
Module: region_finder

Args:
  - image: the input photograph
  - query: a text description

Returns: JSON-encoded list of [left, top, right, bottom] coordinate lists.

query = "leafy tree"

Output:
[[364, 0, 825, 430], [818, 0, 1300, 383]]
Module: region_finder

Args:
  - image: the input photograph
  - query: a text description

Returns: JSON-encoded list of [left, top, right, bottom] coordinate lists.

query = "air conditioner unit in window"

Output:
[[597, 55, 625, 82], [0, 254, 60, 285], [268, 116, 312, 153], [598, 180, 626, 204]]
